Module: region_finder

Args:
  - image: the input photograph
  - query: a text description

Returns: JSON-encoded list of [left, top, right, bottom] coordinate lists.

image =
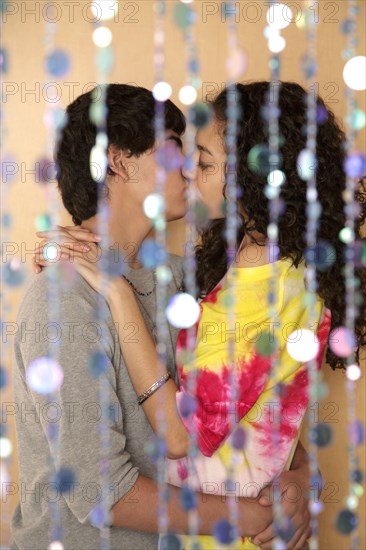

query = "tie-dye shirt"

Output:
[[165, 257, 331, 550]]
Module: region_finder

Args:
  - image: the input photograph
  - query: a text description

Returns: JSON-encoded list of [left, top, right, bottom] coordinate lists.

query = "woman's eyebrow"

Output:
[[197, 144, 213, 156], [166, 136, 183, 149]]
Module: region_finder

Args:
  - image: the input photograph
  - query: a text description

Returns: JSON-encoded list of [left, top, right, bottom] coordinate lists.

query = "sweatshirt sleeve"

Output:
[[14, 276, 139, 525]]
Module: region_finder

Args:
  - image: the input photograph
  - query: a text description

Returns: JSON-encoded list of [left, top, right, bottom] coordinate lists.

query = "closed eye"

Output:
[[197, 161, 212, 172]]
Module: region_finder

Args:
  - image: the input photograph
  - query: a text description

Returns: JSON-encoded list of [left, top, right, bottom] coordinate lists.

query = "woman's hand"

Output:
[[34, 224, 134, 303], [252, 467, 313, 549], [33, 225, 101, 273]]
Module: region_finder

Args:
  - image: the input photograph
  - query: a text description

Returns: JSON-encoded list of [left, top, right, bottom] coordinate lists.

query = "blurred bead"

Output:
[[305, 240, 335, 272], [0, 48, 8, 73], [348, 420, 365, 446], [344, 152, 366, 178], [341, 19, 356, 34], [230, 427, 247, 450], [339, 227, 354, 244], [144, 435, 167, 463], [159, 534, 182, 550], [346, 495, 358, 510], [0, 366, 7, 389], [52, 467, 76, 494], [189, 103, 212, 128], [213, 520, 238, 544], [174, 3, 195, 28], [309, 423, 333, 447], [176, 392, 197, 418], [26, 357, 64, 394], [300, 54, 317, 79], [96, 46, 114, 73], [36, 157, 57, 183], [256, 331, 277, 357], [248, 144, 281, 176], [226, 48, 247, 79], [317, 105, 329, 124], [180, 486, 197, 511], [350, 469, 364, 484], [89, 505, 111, 528], [329, 326, 356, 358], [274, 517, 296, 542], [45, 49, 71, 77], [347, 109, 366, 130], [309, 500, 323, 515], [138, 239, 167, 269], [35, 213, 52, 231], [335, 509, 358, 534], [352, 483, 364, 498], [88, 351, 108, 378]]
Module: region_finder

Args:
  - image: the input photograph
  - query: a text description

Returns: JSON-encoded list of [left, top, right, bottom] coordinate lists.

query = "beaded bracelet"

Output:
[[137, 372, 171, 405]]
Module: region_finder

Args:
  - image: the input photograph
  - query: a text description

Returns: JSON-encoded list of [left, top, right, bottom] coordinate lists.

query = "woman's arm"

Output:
[[108, 279, 190, 459], [34, 229, 190, 459], [253, 440, 315, 549]]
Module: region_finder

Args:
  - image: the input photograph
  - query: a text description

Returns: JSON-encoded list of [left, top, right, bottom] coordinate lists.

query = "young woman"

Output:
[[35, 81, 365, 549]]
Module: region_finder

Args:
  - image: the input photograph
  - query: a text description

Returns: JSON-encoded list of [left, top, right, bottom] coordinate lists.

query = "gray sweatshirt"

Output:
[[10, 254, 183, 550]]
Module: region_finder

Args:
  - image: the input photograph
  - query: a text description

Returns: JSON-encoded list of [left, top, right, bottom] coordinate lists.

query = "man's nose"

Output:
[[181, 155, 197, 182]]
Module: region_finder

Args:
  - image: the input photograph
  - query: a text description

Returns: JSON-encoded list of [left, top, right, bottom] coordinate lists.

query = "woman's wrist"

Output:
[[106, 277, 134, 306]]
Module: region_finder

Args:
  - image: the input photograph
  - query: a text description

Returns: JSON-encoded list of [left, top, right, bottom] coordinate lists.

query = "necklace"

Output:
[[122, 271, 157, 297]]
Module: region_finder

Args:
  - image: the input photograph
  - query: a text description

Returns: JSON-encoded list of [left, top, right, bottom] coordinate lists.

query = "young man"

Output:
[[12, 84, 313, 549]]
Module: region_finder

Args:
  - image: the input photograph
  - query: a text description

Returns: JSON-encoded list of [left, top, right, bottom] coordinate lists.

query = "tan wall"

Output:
[[1, 1, 365, 548]]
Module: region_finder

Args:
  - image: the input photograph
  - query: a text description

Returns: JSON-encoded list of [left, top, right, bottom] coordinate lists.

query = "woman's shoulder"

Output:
[[233, 243, 272, 268]]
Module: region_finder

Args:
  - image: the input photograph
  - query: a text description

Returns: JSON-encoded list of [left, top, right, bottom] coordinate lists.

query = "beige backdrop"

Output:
[[1, 1, 365, 548]]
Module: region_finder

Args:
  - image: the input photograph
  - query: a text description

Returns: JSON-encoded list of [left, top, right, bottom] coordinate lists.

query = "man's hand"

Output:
[[238, 497, 273, 539]]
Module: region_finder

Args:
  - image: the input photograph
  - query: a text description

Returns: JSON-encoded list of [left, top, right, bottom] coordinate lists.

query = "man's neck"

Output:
[[81, 216, 154, 270]]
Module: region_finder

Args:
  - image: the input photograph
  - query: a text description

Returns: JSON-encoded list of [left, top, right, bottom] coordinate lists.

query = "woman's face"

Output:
[[192, 119, 227, 219]]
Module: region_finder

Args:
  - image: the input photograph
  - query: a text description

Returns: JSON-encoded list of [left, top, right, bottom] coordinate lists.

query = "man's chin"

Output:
[[167, 211, 187, 223], [166, 204, 188, 222]]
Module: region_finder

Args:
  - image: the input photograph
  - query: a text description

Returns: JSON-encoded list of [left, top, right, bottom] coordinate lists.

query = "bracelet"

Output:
[[137, 372, 171, 405]]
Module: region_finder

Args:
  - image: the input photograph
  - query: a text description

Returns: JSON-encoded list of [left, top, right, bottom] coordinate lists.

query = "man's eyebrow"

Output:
[[197, 144, 213, 156], [166, 136, 183, 149]]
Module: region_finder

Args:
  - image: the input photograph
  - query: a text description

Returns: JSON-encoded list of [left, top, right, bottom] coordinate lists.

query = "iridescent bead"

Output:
[[335, 509, 359, 534]]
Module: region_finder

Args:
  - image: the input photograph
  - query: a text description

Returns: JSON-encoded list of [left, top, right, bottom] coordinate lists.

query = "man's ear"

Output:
[[107, 144, 129, 178]]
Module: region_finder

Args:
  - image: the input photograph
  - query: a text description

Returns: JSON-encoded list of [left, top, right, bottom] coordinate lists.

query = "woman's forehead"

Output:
[[196, 119, 225, 154]]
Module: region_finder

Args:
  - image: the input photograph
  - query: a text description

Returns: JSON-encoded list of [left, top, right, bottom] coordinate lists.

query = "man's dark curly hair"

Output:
[[195, 81, 366, 370], [55, 83, 186, 225]]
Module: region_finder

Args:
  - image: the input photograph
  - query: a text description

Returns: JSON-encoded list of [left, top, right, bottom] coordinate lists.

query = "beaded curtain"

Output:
[[0, 1, 365, 549]]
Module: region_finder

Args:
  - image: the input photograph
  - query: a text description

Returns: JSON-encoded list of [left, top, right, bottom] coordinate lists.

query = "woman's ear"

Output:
[[107, 144, 129, 179]]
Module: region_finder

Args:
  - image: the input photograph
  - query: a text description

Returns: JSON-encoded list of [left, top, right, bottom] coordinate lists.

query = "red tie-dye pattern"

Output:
[[177, 353, 273, 456], [251, 310, 332, 451], [201, 284, 222, 305], [176, 303, 332, 458]]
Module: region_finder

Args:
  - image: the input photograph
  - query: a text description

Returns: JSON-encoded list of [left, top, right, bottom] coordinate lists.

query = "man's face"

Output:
[[123, 131, 187, 222]]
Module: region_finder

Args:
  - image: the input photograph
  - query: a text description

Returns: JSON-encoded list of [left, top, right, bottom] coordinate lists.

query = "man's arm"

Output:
[[111, 474, 273, 538], [15, 277, 140, 524]]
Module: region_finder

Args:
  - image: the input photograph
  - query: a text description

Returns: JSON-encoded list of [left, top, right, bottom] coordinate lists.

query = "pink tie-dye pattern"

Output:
[[176, 303, 332, 458], [177, 459, 189, 481], [177, 355, 272, 456], [248, 310, 332, 466]]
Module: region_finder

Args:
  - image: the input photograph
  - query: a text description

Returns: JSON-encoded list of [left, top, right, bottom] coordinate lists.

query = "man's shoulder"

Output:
[[16, 270, 104, 322], [167, 253, 184, 281]]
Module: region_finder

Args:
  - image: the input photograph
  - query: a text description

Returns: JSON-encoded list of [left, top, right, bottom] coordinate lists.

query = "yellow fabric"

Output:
[[168, 258, 328, 549]]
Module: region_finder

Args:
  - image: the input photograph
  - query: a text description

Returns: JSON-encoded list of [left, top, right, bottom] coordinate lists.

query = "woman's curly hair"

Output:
[[195, 81, 366, 370], [55, 83, 186, 225]]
